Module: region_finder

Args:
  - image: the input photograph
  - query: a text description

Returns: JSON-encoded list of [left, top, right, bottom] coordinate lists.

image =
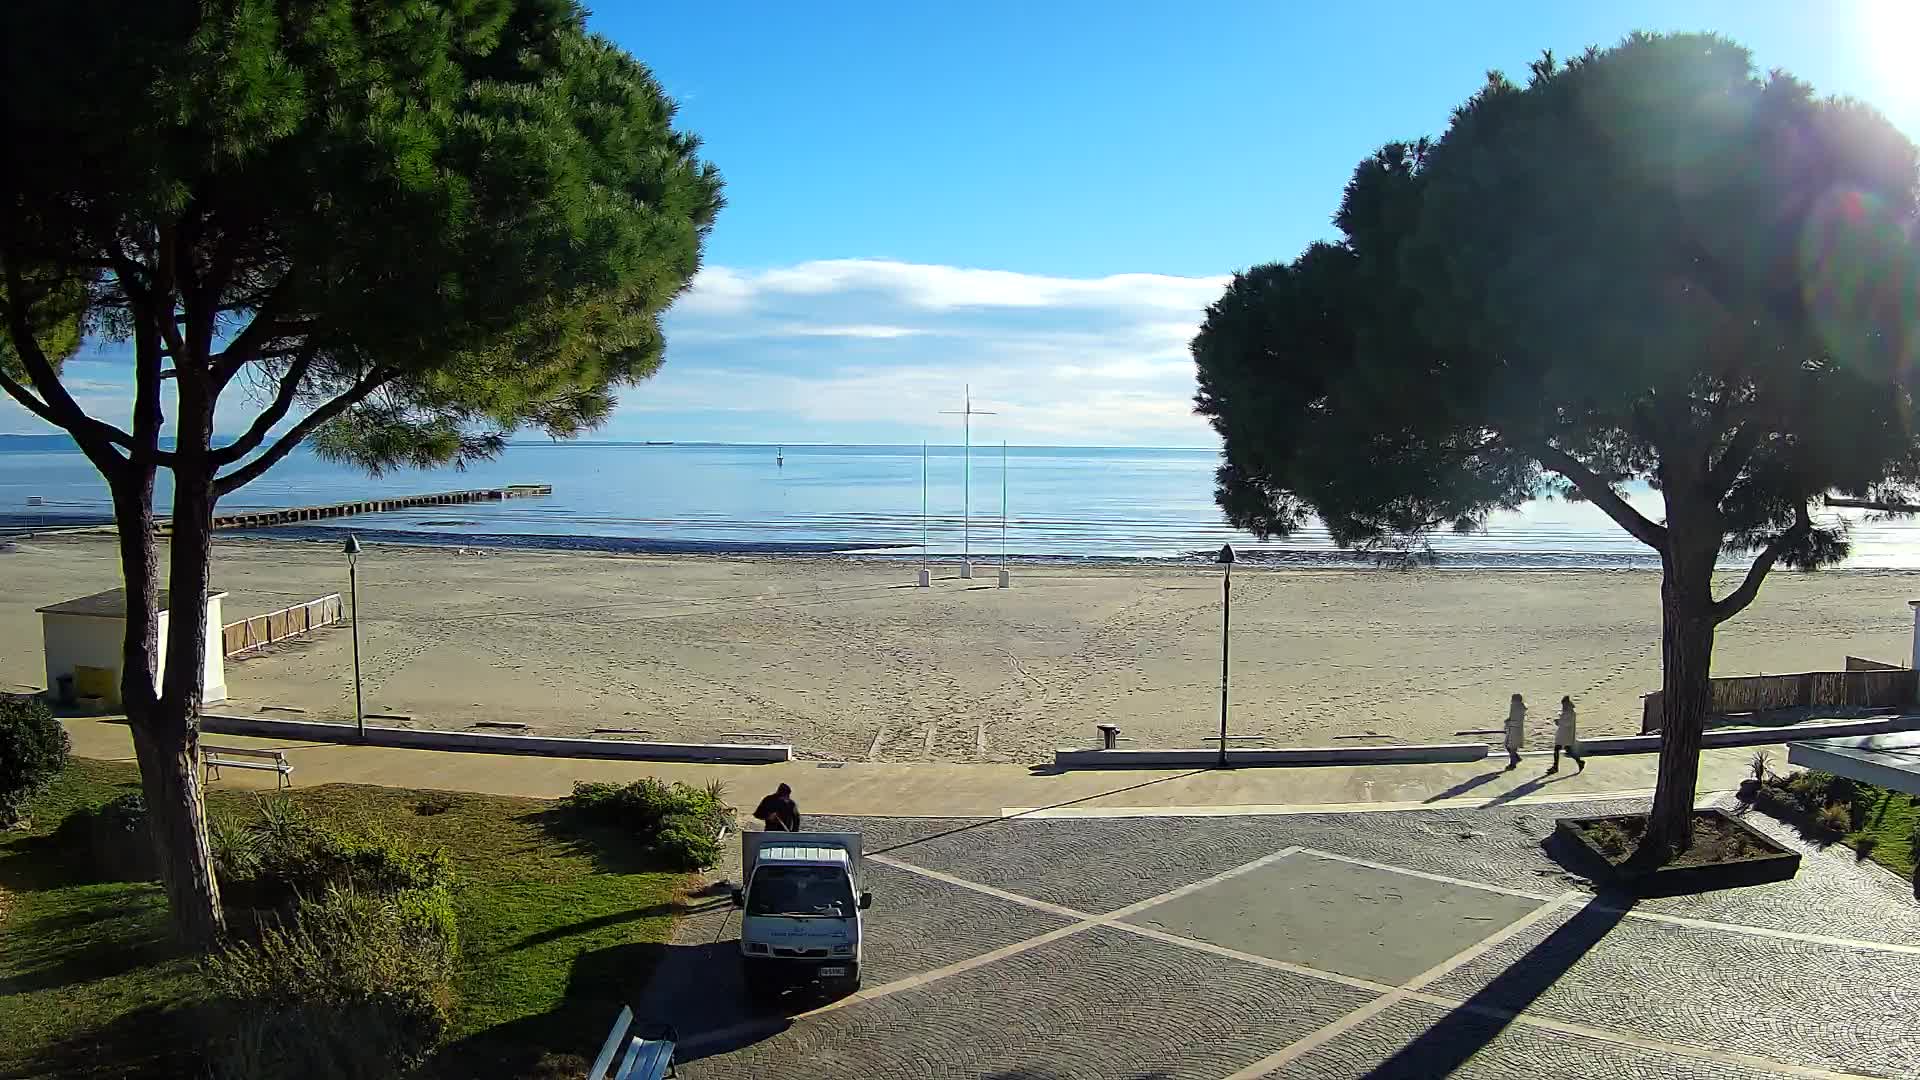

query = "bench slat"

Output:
[[616, 1038, 674, 1080]]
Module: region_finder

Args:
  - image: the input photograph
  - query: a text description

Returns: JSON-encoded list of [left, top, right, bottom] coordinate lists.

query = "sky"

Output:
[[8, 1, 1920, 447]]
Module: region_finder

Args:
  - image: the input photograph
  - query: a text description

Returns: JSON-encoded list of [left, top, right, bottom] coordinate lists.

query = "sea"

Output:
[[5, 439, 1920, 570]]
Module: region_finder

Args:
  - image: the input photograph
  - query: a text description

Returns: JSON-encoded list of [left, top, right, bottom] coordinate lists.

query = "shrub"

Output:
[[206, 884, 458, 1079], [1748, 750, 1771, 782], [1816, 802, 1853, 836], [563, 777, 734, 870], [55, 791, 157, 881], [1787, 769, 1837, 807], [1580, 819, 1635, 861], [221, 795, 452, 910], [0, 695, 70, 828]]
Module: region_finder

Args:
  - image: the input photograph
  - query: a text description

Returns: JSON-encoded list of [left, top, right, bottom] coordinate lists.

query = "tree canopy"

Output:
[[1198, 35, 1920, 569], [1, 0, 722, 486], [0, 0, 721, 943], [1193, 32, 1920, 852]]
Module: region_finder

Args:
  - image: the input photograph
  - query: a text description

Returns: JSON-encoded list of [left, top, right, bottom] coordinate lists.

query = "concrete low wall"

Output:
[[200, 713, 790, 764], [1580, 713, 1920, 757], [1053, 742, 1490, 770]]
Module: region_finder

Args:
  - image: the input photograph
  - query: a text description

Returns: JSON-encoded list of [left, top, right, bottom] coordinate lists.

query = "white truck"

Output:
[[731, 831, 872, 1000]]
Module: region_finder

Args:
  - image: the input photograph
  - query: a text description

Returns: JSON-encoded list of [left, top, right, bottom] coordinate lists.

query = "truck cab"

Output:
[[732, 832, 872, 1000]]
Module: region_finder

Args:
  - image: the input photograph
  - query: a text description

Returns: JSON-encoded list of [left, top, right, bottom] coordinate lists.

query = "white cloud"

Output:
[[5, 258, 1232, 448], [679, 258, 1227, 315], [645, 258, 1227, 446]]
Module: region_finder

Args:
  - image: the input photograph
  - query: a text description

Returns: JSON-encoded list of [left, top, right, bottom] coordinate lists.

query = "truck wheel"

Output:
[[842, 963, 862, 995]]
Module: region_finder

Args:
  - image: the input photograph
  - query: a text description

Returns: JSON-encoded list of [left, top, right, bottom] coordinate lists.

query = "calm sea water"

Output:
[[5, 441, 1920, 568]]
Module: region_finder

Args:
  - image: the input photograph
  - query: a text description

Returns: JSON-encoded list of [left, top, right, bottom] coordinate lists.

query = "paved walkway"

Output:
[[62, 716, 1761, 818], [644, 800, 1920, 1079]]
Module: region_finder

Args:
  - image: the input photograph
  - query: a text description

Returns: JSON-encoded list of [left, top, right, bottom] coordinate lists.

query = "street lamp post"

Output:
[[1216, 543, 1235, 768], [344, 534, 365, 741]]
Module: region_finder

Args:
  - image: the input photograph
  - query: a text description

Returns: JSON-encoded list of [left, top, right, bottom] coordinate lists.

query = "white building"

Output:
[[37, 588, 227, 706]]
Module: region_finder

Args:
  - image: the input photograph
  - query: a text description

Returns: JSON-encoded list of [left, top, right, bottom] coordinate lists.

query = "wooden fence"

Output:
[[1640, 667, 1917, 732], [222, 594, 345, 658]]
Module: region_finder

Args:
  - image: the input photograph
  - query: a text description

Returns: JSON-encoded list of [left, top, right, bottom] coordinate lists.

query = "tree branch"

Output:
[[1710, 502, 1813, 624], [1708, 422, 1758, 493], [1528, 440, 1669, 550], [211, 347, 316, 466], [0, 368, 61, 426], [214, 367, 397, 495], [1, 261, 134, 469], [208, 274, 296, 389]]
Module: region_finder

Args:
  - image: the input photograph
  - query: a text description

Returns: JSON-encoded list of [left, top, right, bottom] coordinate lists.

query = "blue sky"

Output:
[[9, 1, 1920, 446]]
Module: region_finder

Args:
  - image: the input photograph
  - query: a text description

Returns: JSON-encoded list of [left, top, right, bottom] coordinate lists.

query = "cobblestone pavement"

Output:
[[644, 798, 1920, 1079]]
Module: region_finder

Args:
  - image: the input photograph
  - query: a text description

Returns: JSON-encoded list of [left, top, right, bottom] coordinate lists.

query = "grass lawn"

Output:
[[1849, 785, 1918, 881], [0, 759, 695, 1079]]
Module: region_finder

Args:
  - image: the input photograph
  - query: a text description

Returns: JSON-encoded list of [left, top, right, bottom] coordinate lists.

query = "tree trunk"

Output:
[[1646, 564, 1718, 856], [127, 701, 222, 944], [142, 390, 226, 946]]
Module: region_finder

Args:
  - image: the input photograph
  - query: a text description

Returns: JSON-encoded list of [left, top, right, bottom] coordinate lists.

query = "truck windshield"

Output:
[[748, 865, 855, 917]]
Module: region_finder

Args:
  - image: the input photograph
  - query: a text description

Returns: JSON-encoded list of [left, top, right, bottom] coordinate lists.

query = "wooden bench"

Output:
[[201, 744, 293, 791], [589, 1007, 676, 1080]]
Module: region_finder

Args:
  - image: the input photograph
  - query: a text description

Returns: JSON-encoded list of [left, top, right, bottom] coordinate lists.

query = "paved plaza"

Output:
[[638, 796, 1920, 1079]]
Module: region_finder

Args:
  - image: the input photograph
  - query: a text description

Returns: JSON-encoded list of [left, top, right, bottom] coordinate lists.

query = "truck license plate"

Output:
[[819, 966, 847, 977]]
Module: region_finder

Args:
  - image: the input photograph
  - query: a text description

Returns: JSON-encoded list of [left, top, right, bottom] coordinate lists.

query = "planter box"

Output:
[[1552, 808, 1800, 896]]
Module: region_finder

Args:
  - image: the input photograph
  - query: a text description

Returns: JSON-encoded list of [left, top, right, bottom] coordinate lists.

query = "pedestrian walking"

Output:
[[753, 783, 801, 831], [1550, 695, 1584, 773], [1504, 693, 1526, 770]]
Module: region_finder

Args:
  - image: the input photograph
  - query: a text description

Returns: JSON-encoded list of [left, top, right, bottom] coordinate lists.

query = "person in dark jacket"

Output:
[[753, 783, 800, 831]]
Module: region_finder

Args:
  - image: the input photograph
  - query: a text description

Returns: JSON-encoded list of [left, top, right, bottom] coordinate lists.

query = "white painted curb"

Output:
[[200, 713, 791, 764], [1053, 742, 1491, 769]]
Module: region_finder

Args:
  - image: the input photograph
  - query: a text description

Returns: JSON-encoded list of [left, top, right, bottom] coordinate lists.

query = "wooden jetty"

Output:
[[196, 484, 551, 532], [1826, 496, 1920, 513]]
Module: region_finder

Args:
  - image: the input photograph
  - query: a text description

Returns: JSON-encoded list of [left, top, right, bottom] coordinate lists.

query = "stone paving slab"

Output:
[[679, 926, 1381, 1080], [1424, 898, 1920, 1077], [1270, 999, 1816, 1080], [823, 797, 1920, 946], [1623, 802, 1920, 943], [1124, 853, 1545, 985], [859, 861, 1077, 986]]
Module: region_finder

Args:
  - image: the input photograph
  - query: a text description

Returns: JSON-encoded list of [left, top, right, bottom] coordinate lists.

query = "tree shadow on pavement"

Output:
[[871, 769, 1209, 857], [1359, 894, 1632, 1079]]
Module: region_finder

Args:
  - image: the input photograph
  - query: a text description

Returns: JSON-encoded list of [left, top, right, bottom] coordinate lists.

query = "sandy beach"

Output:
[[3, 533, 1916, 762]]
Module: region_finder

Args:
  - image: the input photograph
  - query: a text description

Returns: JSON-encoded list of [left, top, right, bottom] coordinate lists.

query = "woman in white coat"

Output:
[[1504, 693, 1526, 770], [1550, 695, 1584, 773]]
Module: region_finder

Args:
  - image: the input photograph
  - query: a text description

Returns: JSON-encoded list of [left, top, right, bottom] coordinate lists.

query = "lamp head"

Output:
[[343, 535, 363, 557], [1216, 544, 1236, 566]]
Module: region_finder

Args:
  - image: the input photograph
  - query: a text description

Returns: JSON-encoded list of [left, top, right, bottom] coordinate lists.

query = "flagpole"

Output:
[[998, 440, 1011, 589], [939, 386, 995, 580], [917, 442, 931, 587]]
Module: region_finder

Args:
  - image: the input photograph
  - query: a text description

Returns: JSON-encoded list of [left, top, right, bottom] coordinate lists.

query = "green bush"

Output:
[[219, 795, 451, 910], [563, 777, 733, 870], [1787, 770, 1837, 806], [1581, 820, 1634, 860], [54, 791, 158, 881], [205, 884, 458, 1079], [0, 695, 70, 828], [1816, 801, 1853, 836]]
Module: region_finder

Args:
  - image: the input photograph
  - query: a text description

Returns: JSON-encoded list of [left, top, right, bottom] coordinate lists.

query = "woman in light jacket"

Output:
[[1504, 693, 1526, 770], [1550, 695, 1584, 773]]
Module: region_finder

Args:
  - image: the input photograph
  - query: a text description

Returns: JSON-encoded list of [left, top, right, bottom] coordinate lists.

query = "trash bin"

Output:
[[55, 673, 75, 706]]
